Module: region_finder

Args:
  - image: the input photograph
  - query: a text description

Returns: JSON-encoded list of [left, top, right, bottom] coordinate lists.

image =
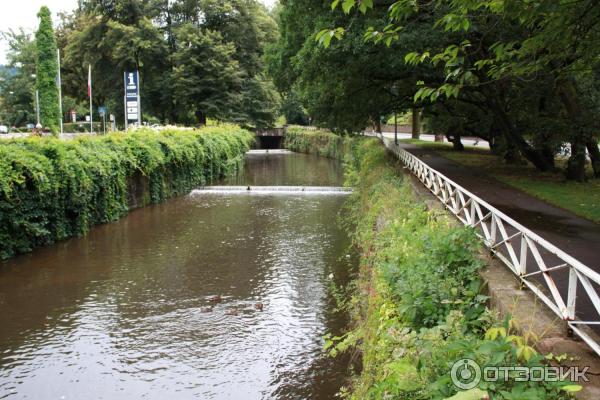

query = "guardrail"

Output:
[[385, 139, 600, 356]]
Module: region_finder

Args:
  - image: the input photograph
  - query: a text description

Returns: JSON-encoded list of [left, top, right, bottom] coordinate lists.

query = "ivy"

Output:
[[0, 126, 254, 259]]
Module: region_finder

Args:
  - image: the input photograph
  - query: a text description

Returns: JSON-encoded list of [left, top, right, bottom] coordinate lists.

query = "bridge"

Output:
[[254, 127, 286, 149]]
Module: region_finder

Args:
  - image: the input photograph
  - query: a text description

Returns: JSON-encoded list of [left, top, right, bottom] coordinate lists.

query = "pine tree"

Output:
[[35, 6, 60, 133]]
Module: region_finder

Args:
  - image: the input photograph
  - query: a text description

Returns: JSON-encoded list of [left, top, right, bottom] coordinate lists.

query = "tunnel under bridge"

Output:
[[254, 128, 285, 149]]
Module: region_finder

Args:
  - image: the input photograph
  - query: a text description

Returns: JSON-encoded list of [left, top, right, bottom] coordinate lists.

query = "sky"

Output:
[[0, 0, 278, 64]]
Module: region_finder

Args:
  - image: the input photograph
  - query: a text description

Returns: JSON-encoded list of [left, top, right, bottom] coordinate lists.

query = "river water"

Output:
[[0, 152, 355, 399]]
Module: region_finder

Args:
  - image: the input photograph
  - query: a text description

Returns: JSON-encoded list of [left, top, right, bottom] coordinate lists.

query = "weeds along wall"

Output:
[[0, 126, 254, 259], [329, 139, 579, 399], [283, 126, 352, 160]]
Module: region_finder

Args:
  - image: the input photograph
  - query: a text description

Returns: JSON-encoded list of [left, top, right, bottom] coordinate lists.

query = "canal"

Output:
[[0, 151, 355, 399]]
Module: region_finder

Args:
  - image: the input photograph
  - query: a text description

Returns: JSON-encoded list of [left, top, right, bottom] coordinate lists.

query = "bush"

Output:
[[0, 126, 254, 259], [63, 122, 103, 133]]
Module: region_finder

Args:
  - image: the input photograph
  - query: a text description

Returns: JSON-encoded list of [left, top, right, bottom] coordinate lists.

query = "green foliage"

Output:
[[52, 0, 278, 128], [280, 90, 309, 126], [0, 30, 36, 127], [283, 125, 350, 160], [273, 0, 600, 179], [35, 6, 61, 133], [319, 138, 578, 399], [172, 27, 243, 124], [0, 126, 254, 259], [266, 0, 423, 133]]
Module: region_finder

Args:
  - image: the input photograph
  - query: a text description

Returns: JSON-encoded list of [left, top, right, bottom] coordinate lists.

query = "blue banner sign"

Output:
[[124, 71, 140, 123]]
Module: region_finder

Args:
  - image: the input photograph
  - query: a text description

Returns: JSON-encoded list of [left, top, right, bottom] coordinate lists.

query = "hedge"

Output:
[[0, 126, 254, 259]]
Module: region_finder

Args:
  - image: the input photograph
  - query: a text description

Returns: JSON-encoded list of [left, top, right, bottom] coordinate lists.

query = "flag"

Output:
[[88, 64, 93, 133]]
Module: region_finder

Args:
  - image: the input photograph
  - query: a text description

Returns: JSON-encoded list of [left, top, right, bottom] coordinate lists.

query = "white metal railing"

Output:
[[385, 139, 600, 356]]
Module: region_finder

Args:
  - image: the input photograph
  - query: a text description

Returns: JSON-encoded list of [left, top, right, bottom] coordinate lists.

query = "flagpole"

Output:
[[88, 64, 93, 134], [57, 49, 63, 134]]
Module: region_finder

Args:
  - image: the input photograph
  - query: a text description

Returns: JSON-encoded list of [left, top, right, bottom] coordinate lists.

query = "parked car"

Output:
[[0, 125, 8, 134]]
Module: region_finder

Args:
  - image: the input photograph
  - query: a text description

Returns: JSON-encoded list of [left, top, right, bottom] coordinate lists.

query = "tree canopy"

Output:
[[1, 1, 280, 129], [268, 0, 600, 181]]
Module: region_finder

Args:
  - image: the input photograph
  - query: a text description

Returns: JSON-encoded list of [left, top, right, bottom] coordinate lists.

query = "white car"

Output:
[[0, 125, 8, 134]]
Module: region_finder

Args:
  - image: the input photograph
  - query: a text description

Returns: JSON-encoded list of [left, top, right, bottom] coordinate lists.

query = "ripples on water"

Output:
[[0, 153, 355, 399]]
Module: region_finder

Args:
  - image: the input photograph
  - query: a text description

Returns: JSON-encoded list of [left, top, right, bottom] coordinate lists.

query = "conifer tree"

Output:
[[35, 6, 60, 133]]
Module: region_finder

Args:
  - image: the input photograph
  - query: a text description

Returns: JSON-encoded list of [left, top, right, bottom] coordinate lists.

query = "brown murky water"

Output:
[[0, 152, 355, 399]]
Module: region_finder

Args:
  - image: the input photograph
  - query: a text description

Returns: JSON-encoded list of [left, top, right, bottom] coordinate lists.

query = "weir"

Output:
[[191, 185, 352, 195]]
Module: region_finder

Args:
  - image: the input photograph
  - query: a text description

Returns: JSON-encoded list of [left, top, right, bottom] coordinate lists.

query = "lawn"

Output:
[[401, 139, 600, 223]]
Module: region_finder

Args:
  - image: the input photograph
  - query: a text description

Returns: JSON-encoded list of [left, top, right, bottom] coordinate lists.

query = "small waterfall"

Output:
[[190, 186, 352, 195], [246, 149, 294, 154]]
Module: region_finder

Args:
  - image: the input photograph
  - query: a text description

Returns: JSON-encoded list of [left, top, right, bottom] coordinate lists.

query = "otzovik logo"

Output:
[[451, 358, 481, 390], [450, 358, 590, 390]]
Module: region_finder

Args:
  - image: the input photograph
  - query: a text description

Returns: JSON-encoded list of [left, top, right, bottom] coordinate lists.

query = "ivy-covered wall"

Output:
[[283, 126, 352, 160], [0, 126, 254, 259]]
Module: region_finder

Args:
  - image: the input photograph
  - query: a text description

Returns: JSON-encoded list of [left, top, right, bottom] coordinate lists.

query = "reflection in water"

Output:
[[224, 152, 345, 187], [0, 153, 355, 399]]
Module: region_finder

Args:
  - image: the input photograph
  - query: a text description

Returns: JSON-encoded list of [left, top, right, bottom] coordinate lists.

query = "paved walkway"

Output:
[[389, 139, 600, 270]]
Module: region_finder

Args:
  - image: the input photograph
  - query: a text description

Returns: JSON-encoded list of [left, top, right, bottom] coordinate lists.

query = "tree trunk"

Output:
[[445, 133, 464, 151], [556, 78, 587, 181], [566, 139, 587, 181], [411, 107, 421, 140], [485, 93, 555, 171], [586, 137, 600, 178], [503, 140, 524, 164], [195, 110, 207, 126]]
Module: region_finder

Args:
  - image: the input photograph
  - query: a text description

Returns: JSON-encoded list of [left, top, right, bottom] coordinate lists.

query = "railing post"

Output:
[[470, 200, 476, 227], [518, 234, 528, 276], [567, 268, 577, 320], [490, 215, 497, 246]]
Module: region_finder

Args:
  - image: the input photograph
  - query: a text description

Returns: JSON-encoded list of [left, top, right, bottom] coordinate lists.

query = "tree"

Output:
[[35, 6, 61, 133], [0, 30, 36, 127], [266, 0, 442, 133], [239, 75, 280, 129], [51, 0, 279, 128], [280, 89, 309, 125], [171, 26, 243, 125], [311, 0, 600, 180]]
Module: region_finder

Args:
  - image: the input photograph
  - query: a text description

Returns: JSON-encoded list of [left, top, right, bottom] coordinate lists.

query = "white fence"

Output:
[[386, 140, 600, 356]]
